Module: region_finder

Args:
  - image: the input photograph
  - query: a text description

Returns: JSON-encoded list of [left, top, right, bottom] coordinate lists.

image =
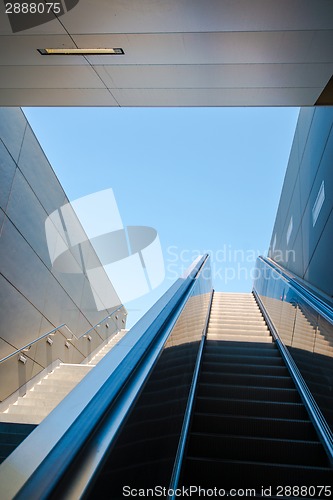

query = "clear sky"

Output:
[[23, 107, 299, 328]]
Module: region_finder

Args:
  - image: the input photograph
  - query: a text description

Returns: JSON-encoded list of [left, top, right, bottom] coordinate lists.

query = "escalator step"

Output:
[[103, 432, 181, 467], [0, 444, 18, 464], [192, 413, 318, 440], [179, 295, 333, 492], [204, 343, 278, 356], [182, 457, 333, 490], [129, 395, 188, 423], [201, 362, 289, 376], [138, 383, 191, 403], [147, 360, 195, 381], [200, 371, 295, 388], [195, 396, 309, 419], [92, 456, 173, 495], [112, 413, 184, 446], [187, 432, 329, 467], [203, 353, 284, 366], [0, 431, 33, 445], [0, 422, 37, 464], [198, 383, 301, 403]]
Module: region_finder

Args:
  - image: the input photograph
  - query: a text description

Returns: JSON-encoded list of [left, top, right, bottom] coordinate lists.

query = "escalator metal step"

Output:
[[203, 353, 285, 366], [201, 361, 290, 376], [181, 293, 333, 491], [192, 413, 318, 440], [0, 422, 37, 464], [198, 383, 301, 403], [182, 456, 333, 490], [204, 341, 278, 354], [195, 396, 309, 419], [200, 371, 295, 388], [187, 432, 330, 467]]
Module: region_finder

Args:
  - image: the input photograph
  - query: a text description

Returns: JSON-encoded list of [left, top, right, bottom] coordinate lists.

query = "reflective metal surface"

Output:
[[253, 256, 333, 432], [168, 289, 214, 500], [254, 290, 333, 466]]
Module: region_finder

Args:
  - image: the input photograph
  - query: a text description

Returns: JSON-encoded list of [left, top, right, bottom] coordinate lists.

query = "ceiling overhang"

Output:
[[0, 0, 333, 107]]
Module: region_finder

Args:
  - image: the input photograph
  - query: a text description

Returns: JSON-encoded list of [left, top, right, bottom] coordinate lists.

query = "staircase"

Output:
[[180, 292, 333, 492], [0, 329, 128, 463], [0, 364, 94, 425]]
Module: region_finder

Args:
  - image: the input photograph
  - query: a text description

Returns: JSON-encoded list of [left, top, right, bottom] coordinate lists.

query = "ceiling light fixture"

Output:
[[38, 48, 124, 55]]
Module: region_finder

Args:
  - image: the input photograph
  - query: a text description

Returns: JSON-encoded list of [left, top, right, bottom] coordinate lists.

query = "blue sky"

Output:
[[23, 107, 299, 327]]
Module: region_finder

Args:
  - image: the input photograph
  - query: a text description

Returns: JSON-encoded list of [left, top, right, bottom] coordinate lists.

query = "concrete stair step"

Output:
[[22, 390, 71, 400], [29, 385, 72, 396], [14, 398, 59, 410], [87, 332, 128, 365], [0, 413, 46, 425], [58, 363, 92, 370], [38, 379, 78, 388], [91, 355, 107, 362], [45, 373, 89, 383], [0, 330, 127, 426], [5, 405, 49, 416]]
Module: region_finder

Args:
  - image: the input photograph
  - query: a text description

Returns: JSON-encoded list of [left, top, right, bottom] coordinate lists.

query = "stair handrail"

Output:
[[0, 304, 125, 365], [258, 256, 333, 326], [168, 288, 215, 499], [253, 289, 333, 466]]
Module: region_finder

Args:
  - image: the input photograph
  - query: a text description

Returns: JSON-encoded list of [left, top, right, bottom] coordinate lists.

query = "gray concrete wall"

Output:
[[0, 108, 125, 401]]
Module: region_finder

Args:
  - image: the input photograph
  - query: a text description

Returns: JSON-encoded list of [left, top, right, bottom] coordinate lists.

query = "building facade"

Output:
[[0, 107, 126, 402], [269, 106, 333, 301], [0, 107, 333, 497]]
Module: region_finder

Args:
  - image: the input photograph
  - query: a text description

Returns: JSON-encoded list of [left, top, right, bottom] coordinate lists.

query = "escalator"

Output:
[[180, 293, 333, 493], [0, 255, 332, 499], [88, 292, 332, 498]]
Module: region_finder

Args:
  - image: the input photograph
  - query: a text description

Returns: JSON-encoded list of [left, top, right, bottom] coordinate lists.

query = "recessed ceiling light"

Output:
[[38, 48, 124, 55]]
